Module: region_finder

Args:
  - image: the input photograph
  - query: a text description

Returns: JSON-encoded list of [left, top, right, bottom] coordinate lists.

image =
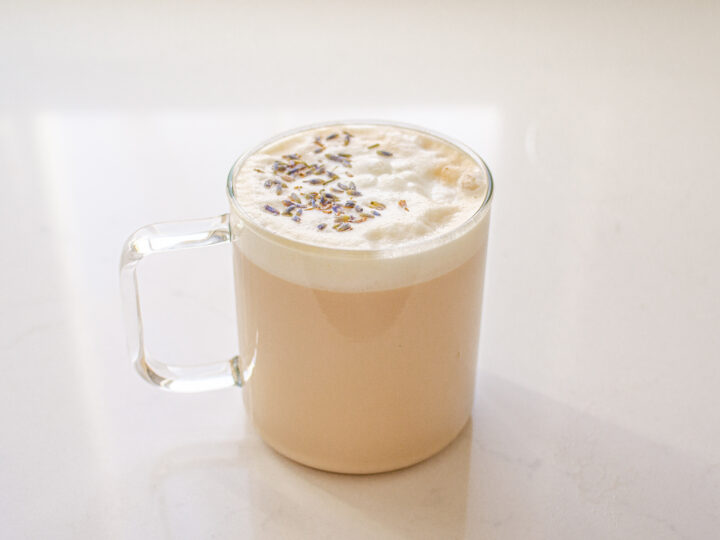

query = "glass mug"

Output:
[[120, 121, 494, 474]]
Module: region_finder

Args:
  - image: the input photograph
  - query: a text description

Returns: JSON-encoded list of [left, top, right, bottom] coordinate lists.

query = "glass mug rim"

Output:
[[225, 119, 494, 259]]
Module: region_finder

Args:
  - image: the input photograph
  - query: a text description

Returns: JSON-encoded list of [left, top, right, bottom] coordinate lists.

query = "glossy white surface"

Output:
[[1, 1, 719, 538]]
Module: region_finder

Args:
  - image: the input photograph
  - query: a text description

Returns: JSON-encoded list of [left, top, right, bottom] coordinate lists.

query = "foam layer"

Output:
[[229, 123, 492, 291], [233, 124, 488, 249]]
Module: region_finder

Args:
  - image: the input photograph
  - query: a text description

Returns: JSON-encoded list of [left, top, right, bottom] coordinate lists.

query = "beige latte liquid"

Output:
[[229, 123, 492, 473], [232, 231, 488, 473]]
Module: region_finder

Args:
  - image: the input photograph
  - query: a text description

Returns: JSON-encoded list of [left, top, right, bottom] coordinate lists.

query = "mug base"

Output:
[[256, 416, 471, 475]]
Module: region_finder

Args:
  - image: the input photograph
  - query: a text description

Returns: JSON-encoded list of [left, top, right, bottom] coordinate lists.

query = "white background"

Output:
[[1, 1, 719, 538]]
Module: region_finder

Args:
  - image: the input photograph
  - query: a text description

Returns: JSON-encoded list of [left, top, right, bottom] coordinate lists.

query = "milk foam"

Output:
[[233, 125, 488, 249], [229, 123, 492, 291]]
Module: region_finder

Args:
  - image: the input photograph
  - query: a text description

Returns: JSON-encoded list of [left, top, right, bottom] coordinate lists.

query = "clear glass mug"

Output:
[[120, 121, 494, 474]]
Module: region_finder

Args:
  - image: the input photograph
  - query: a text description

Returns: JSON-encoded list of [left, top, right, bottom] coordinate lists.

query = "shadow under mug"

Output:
[[120, 121, 494, 474]]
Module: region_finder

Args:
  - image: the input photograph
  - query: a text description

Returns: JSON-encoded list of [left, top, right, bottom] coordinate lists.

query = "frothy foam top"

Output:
[[229, 123, 492, 291], [233, 124, 488, 250]]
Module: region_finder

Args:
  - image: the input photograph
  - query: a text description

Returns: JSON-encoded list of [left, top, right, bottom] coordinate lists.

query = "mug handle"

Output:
[[119, 213, 241, 392]]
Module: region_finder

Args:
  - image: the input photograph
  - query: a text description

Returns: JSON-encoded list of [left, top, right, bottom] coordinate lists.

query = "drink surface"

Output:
[[233, 124, 489, 250]]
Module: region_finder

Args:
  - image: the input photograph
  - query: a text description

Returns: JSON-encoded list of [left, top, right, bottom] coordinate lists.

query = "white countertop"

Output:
[[1, 1, 719, 538]]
